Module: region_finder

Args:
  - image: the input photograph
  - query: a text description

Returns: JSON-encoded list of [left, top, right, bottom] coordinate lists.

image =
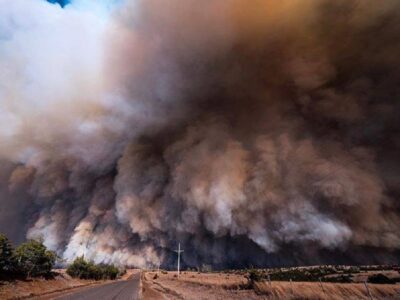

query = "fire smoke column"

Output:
[[0, 0, 399, 268]]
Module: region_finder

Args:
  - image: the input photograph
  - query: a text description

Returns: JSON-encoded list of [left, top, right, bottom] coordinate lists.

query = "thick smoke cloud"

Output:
[[1, 0, 400, 268]]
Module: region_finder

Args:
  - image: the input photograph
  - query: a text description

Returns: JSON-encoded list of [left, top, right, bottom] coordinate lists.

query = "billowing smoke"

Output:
[[1, 0, 400, 268]]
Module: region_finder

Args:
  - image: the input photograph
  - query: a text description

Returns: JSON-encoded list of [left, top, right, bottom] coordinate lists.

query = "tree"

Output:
[[14, 240, 56, 278], [0, 234, 15, 279]]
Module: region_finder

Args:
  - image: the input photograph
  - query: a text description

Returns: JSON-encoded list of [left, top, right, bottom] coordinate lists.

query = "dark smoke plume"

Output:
[[0, 0, 400, 268]]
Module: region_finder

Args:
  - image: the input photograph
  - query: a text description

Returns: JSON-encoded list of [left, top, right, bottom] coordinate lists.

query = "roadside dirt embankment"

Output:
[[0, 269, 138, 300]]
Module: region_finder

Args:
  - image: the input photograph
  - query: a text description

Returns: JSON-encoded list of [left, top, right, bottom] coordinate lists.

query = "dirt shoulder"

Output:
[[0, 269, 138, 300], [142, 271, 400, 300]]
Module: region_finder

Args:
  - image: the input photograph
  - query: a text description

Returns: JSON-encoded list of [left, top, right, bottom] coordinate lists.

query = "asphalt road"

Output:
[[57, 273, 140, 300]]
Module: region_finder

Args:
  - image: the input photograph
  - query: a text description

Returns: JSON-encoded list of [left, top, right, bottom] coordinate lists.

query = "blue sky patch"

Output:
[[47, 0, 70, 7]]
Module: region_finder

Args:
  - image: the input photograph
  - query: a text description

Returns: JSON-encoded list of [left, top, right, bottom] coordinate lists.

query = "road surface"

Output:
[[57, 273, 140, 300]]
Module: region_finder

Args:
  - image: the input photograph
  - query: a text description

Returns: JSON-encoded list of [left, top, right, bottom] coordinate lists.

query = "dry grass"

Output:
[[142, 271, 400, 300], [142, 271, 260, 300], [255, 281, 400, 299], [168, 271, 248, 288]]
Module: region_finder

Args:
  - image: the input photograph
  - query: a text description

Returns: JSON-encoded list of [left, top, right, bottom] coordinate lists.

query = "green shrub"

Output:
[[367, 273, 395, 284], [247, 269, 264, 282], [245, 269, 264, 289], [66, 257, 119, 280], [66, 256, 93, 279], [98, 264, 119, 280], [14, 240, 56, 278]]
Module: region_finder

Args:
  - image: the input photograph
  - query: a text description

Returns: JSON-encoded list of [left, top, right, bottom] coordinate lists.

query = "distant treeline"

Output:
[[245, 267, 400, 284], [0, 233, 123, 281]]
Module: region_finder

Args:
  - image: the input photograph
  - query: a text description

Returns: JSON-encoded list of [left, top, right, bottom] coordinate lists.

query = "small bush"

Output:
[[66, 257, 119, 280], [243, 269, 265, 289], [368, 273, 395, 284], [247, 269, 264, 282], [98, 264, 119, 280]]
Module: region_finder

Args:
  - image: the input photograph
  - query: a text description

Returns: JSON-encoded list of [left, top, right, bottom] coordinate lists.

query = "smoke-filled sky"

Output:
[[0, 0, 400, 268]]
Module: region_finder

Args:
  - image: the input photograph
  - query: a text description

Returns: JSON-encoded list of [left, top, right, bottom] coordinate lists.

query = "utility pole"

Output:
[[174, 243, 184, 277]]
